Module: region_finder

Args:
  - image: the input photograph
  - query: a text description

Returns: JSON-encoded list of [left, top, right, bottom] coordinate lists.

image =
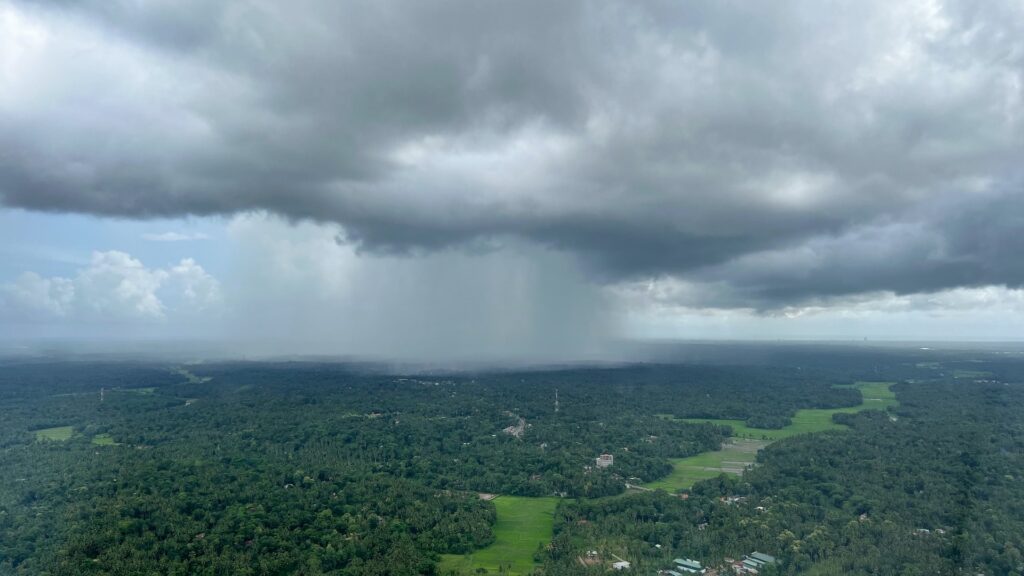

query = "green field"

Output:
[[674, 417, 797, 440], [175, 368, 213, 384], [644, 439, 765, 491], [679, 382, 896, 439], [649, 383, 896, 491], [439, 496, 558, 575], [34, 426, 74, 441], [91, 433, 117, 446], [953, 369, 992, 379]]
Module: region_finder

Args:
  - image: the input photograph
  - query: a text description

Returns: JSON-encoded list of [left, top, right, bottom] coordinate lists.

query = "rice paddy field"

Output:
[[678, 382, 896, 439], [34, 426, 74, 441], [647, 382, 897, 491], [91, 433, 117, 445], [643, 439, 767, 491], [438, 496, 558, 575]]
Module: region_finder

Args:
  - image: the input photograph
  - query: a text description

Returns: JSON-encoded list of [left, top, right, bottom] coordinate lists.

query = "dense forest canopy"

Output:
[[1, 345, 1022, 575]]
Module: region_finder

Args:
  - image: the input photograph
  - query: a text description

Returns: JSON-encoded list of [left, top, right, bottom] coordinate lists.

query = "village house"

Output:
[[673, 557, 706, 574], [733, 551, 776, 574]]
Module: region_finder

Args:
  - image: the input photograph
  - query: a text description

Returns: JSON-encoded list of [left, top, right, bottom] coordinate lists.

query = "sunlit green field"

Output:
[[953, 369, 992, 379], [34, 426, 74, 441], [675, 417, 796, 440], [644, 441, 763, 491], [650, 382, 897, 491], [679, 382, 896, 439], [839, 381, 897, 405], [91, 433, 117, 445], [439, 496, 558, 575]]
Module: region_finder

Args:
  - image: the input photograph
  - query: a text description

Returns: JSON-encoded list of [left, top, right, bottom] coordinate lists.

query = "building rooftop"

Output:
[[672, 558, 704, 573]]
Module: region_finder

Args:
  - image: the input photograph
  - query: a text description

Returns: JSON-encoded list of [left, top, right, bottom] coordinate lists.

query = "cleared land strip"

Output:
[[645, 381, 897, 492], [643, 439, 769, 492], [33, 426, 74, 441]]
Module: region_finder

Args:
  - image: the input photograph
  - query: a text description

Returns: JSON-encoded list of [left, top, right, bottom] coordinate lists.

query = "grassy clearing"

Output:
[[122, 387, 156, 395], [676, 418, 796, 440], [91, 433, 117, 446], [174, 368, 213, 384], [645, 439, 766, 491], [680, 382, 897, 439], [850, 381, 897, 405], [650, 383, 897, 491], [439, 496, 558, 575], [953, 369, 992, 379], [35, 426, 74, 441]]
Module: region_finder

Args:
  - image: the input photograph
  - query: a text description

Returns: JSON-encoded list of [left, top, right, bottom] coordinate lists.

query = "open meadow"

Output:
[[648, 382, 897, 491], [91, 433, 117, 445], [644, 439, 766, 491], [439, 496, 558, 576], [34, 426, 73, 441]]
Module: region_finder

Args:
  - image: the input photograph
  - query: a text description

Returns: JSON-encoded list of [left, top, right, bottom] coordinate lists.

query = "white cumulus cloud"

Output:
[[1, 271, 75, 317], [0, 250, 221, 323]]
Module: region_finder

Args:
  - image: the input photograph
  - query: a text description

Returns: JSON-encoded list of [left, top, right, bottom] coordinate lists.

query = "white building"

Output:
[[596, 453, 614, 468]]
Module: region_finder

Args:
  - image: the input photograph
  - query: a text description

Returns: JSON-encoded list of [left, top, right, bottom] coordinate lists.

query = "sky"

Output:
[[1, 1, 1023, 358]]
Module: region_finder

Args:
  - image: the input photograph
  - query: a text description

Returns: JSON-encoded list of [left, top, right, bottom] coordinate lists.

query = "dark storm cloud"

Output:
[[2, 0, 1022, 308], [646, 183, 1024, 310]]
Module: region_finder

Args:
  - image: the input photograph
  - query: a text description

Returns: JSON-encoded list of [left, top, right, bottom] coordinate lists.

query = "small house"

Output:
[[674, 558, 705, 574]]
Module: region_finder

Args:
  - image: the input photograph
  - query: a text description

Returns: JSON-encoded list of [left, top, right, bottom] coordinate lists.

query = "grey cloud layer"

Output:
[[2, 0, 1022, 307]]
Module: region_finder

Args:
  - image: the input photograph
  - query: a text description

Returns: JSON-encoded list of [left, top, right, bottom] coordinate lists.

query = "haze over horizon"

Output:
[[2, 1, 1023, 358]]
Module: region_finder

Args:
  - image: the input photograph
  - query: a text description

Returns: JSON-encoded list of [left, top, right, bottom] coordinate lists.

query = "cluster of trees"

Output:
[[43, 469, 492, 575], [1, 365, 498, 575]]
